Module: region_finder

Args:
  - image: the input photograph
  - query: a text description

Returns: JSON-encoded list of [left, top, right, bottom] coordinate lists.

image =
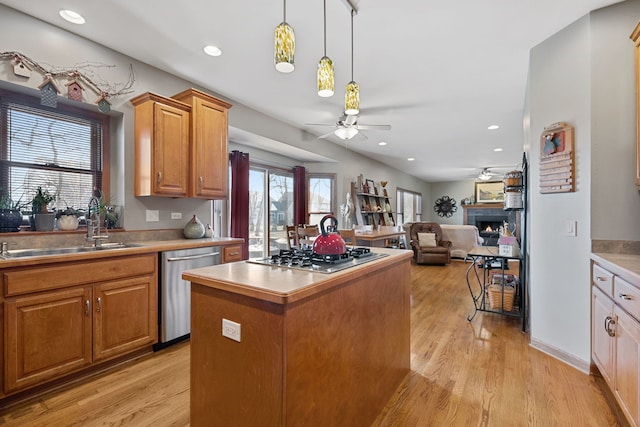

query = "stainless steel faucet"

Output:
[[87, 196, 109, 247]]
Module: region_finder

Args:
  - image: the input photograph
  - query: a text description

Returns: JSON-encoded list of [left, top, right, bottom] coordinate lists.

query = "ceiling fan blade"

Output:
[[351, 131, 368, 142], [306, 123, 337, 127], [355, 124, 391, 131], [318, 130, 337, 139]]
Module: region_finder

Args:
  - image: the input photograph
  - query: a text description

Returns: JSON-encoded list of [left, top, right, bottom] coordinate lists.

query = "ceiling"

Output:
[[0, 0, 624, 182]]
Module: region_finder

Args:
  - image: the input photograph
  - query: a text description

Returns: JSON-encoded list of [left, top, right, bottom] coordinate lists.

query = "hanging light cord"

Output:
[[323, 0, 327, 56], [350, 9, 354, 80], [283, 0, 287, 22]]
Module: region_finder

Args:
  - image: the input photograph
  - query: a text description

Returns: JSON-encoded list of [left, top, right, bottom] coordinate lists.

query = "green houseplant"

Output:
[[31, 186, 56, 231], [0, 188, 25, 232]]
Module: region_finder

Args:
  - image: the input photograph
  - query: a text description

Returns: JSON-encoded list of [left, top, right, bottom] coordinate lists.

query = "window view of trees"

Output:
[[308, 174, 335, 225], [248, 167, 293, 258], [396, 188, 422, 225]]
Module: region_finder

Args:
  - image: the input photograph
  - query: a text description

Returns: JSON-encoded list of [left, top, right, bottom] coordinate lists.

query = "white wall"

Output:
[[526, 0, 640, 369], [429, 181, 476, 224], [0, 5, 430, 232]]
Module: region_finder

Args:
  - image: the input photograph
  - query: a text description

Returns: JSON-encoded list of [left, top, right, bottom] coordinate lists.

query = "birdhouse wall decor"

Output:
[[66, 79, 83, 101], [38, 74, 60, 108], [95, 92, 111, 113], [12, 57, 31, 78]]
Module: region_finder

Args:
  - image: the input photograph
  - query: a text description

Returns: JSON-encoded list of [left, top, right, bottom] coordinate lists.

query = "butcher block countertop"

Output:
[[182, 248, 413, 304], [0, 237, 243, 268], [592, 252, 640, 283]]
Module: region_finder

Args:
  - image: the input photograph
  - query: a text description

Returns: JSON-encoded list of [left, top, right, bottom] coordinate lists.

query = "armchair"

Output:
[[409, 222, 452, 265]]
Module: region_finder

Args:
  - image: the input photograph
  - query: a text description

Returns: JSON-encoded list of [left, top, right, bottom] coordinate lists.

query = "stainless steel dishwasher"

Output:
[[156, 246, 221, 349]]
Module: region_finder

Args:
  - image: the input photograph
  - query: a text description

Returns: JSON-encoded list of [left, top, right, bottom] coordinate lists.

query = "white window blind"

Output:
[[0, 93, 106, 212]]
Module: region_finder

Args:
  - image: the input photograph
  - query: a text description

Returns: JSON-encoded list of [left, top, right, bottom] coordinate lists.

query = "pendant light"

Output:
[[344, 9, 359, 115], [317, 0, 334, 97], [275, 0, 295, 73]]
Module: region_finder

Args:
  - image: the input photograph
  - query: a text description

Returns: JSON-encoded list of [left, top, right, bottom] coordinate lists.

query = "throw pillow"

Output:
[[418, 232, 437, 248]]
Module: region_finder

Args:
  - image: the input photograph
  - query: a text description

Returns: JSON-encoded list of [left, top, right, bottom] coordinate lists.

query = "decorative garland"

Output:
[[0, 51, 135, 112]]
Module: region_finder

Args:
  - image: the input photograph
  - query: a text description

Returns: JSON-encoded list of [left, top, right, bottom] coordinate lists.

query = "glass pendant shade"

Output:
[[317, 56, 334, 97], [275, 21, 295, 73], [334, 126, 358, 140], [344, 81, 360, 116]]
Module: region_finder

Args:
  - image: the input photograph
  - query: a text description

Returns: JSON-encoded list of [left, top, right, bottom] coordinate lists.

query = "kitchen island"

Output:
[[182, 247, 412, 427]]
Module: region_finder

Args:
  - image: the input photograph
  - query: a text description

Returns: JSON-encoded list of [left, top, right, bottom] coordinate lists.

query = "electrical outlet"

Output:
[[171, 212, 182, 220], [145, 210, 159, 222], [222, 318, 241, 342]]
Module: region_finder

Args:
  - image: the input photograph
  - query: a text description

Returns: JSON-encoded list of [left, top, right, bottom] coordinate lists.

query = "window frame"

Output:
[[307, 172, 336, 225], [396, 187, 422, 225], [0, 87, 110, 216]]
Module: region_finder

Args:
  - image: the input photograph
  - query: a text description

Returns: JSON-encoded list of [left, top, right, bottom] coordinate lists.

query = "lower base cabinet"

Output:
[[592, 258, 640, 427], [2, 254, 158, 395]]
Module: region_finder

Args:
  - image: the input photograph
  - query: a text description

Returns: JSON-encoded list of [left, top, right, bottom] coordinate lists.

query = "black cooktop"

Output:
[[246, 247, 388, 274]]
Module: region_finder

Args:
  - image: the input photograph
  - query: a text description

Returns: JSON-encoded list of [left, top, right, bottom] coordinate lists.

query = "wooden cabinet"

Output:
[[630, 23, 640, 189], [222, 244, 243, 263], [131, 92, 191, 197], [131, 89, 232, 199], [172, 88, 231, 199], [2, 254, 157, 394], [591, 258, 640, 426], [351, 182, 395, 227], [5, 287, 92, 392]]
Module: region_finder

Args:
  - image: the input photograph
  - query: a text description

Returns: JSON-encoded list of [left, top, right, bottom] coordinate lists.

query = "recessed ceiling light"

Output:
[[493, 148, 503, 152], [407, 158, 415, 162], [59, 9, 85, 24], [204, 45, 222, 57], [378, 141, 387, 146], [487, 125, 499, 130]]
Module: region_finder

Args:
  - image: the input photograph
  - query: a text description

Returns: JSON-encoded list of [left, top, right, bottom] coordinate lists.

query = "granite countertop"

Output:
[[0, 237, 243, 268], [182, 248, 413, 304], [592, 252, 640, 284]]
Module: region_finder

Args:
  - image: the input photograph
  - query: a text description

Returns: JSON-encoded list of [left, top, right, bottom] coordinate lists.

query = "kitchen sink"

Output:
[[0, 242, 143, 259]]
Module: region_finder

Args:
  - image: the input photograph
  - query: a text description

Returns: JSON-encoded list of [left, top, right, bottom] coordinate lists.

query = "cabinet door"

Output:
[[93, 276, 157, 362], [592, 285, 615, 386], [153, 102, 190, 196], [191, 97, 229, 198], [614, 306, 640, 426], [4, 287, 92, 392]]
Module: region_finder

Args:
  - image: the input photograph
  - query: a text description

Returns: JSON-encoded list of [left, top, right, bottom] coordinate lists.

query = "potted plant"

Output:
[[0, 188, 25, 232], [56, 206, 81, 231], [31, 186, 56, 231]]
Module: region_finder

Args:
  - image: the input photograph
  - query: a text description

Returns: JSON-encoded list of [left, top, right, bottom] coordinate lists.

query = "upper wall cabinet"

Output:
[[131, 92, 191, 197], [172, 89, 232, 199], [131, 89, 232, 199], [631, 23, 640, 189]]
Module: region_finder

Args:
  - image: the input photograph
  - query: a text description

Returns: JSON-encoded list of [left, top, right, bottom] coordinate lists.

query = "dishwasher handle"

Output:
[[166, 252, 220, 262]]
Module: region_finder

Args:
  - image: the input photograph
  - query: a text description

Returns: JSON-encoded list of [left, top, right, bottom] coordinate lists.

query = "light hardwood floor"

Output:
[[0, 261, 624, 426]]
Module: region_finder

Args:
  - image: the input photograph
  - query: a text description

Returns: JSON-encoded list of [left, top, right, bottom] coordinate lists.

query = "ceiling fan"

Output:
[[306, 113, 391, 141]]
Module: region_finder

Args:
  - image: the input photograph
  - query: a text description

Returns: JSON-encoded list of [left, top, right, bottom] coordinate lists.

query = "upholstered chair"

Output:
[[409, 222, 452, 265]]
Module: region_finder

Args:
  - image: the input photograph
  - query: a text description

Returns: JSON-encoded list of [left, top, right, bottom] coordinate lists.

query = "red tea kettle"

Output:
[[312, 214, 347, 255]]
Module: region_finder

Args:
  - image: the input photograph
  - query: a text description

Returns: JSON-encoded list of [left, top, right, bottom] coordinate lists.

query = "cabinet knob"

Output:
[[618, 293, 632, 301], [157, 171, 162, 184], [199, 176, 203, 189], [85, 300, 90, 316], [96, 297, 102, 313], [596, 276, 606, 282]]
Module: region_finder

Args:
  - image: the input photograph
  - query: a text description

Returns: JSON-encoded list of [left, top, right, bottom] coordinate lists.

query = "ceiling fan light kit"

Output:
[[317, 0, 334, 97], [334, 126, 359, 140], [274, 0, 295, 73]]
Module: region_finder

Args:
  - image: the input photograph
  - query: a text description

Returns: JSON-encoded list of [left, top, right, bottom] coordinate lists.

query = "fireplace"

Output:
[[463, 204, 520, 246]]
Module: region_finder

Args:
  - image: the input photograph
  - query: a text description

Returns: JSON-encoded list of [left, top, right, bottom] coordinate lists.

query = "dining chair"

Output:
[[286, 225, 298, 249], [339, 228, 356, 247]]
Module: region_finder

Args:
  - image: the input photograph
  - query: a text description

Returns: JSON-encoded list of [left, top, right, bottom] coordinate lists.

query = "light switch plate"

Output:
[[564, 220, 577, 237], [171, 212, 182, 220]]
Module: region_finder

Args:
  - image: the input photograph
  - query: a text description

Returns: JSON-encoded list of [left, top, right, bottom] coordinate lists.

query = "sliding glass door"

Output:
[[248, 166, 293, 258]]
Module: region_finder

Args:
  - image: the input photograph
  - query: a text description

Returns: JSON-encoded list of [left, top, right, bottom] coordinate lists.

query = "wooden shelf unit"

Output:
[[351, 182, 395, 227]]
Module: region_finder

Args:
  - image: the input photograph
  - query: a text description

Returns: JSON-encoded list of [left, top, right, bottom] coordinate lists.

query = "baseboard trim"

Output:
[[529, 337, 590, 374]]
